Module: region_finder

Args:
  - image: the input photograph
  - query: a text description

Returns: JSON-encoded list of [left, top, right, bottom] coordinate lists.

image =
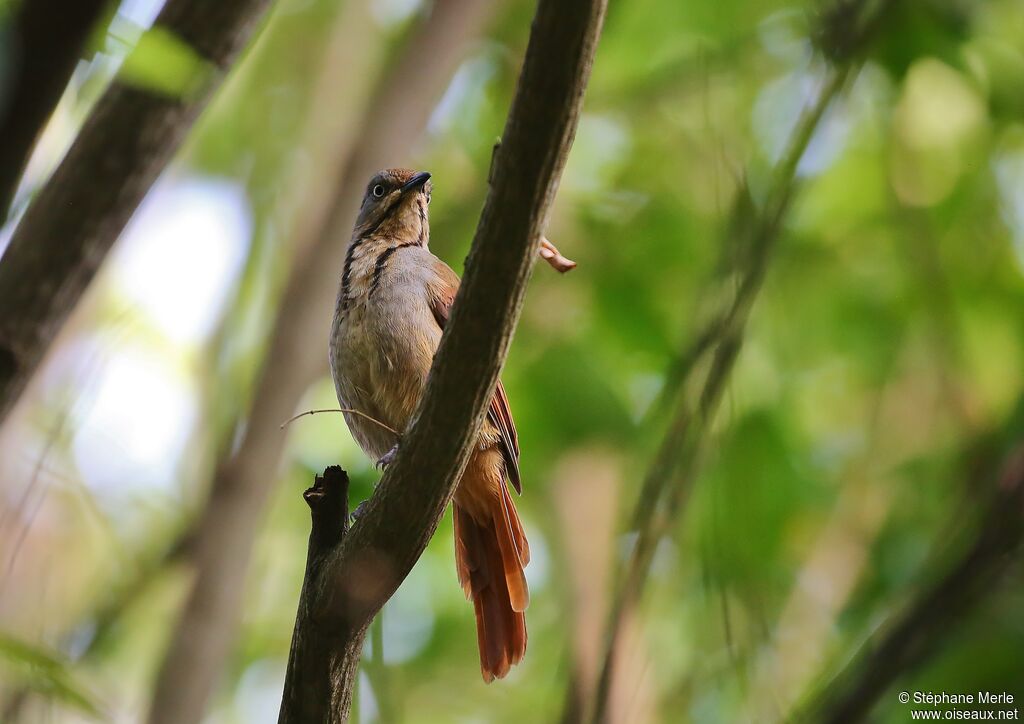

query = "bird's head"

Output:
[[353, 168, 432, 245]]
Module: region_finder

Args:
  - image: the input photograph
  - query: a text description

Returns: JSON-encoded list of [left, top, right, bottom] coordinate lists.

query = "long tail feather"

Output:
[[495, 484, 530, 611], [454, 501, 528, 682]]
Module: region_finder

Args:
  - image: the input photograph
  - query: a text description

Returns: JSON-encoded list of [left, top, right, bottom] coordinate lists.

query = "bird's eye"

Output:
[[372, 184, 385, 198]]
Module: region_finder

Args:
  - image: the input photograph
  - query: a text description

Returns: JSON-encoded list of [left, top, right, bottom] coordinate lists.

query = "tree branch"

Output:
[[146, 4, 499, 722], [0, 0, 109, 222], [278, 466, 355, 724], [277, 0, 607, 719], [798, 441, 1024, 723], [0, 0, 275, 425]]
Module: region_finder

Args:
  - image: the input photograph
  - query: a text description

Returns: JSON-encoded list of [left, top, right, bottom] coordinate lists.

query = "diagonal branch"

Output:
[[147, 4, 499, 723], [586, 61, 855, 724], [797, 440, 1024, 723], [638, 61, 853, 575], [278, 1, 607, 720], [0, 0, 110, 222], [0, 0, 275, 425]]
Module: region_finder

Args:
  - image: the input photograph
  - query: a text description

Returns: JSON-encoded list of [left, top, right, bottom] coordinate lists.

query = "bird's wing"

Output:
[[428, 258, 522, 494]]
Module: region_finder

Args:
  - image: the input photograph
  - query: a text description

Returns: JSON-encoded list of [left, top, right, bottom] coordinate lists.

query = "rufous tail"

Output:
[[453, 484, 530, 682]]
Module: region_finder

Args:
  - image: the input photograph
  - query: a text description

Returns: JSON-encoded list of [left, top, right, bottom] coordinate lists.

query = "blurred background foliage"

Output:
[[1, 0, 1023, 721]]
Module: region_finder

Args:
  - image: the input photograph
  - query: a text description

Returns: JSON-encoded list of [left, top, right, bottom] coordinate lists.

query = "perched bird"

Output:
[[329, 168, 529, 682]]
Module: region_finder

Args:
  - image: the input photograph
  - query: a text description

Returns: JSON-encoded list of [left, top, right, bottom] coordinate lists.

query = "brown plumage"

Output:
[[329, 168, 529, 682]]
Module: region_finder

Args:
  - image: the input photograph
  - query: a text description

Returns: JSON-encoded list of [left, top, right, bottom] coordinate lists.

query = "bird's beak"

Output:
[[401, 171, 431, 194]]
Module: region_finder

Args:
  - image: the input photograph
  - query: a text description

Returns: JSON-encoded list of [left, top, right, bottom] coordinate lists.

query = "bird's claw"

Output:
[[375, 442, 400, 470], [349, 500, 368, 524]]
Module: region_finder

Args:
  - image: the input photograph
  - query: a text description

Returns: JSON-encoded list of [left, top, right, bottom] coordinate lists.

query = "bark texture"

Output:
[[147, 3, 497, 723], [278, 0, 607, 719], [278, 466, 363, 724], [0, 0, 274, 424]]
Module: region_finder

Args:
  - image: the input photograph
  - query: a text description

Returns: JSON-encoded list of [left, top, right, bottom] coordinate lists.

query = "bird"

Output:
[[329, 167, 529, 682]]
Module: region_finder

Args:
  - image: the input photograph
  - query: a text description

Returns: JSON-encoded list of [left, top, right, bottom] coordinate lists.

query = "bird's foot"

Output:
[[349, 500, 368, 524], [375, 442, 400, 470]]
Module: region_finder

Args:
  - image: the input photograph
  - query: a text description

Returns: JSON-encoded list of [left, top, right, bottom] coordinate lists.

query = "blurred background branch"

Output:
[[800, 436, 1024, 723], [0, 0, 275, 425], [584, 1, 898, 720], [586, 42, 856, 724], [0, 0, 110, 223]]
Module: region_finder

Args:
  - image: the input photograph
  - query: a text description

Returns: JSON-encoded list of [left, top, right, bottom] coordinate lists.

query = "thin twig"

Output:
[[280, 408, 399, 436]]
